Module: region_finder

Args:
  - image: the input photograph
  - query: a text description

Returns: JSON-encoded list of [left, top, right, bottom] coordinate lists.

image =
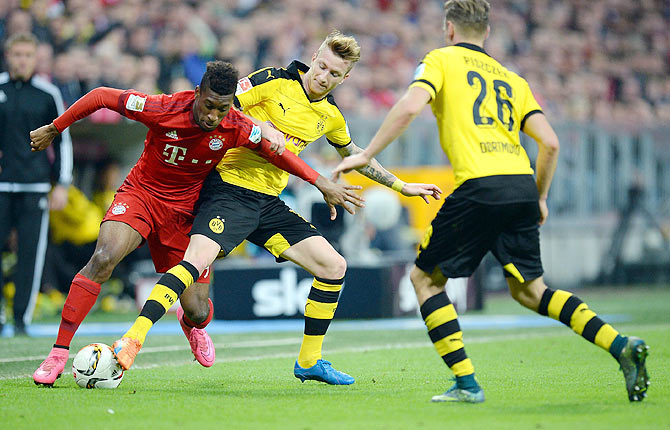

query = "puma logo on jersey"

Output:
[[266, 70, 274, 79], [278, 102, 289, 115], [165, 130, 178, 140]]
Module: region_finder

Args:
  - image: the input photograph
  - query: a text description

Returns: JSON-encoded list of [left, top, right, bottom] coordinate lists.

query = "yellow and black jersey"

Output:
[[410, 43, 542, 191], [216, 60, 351, 196]]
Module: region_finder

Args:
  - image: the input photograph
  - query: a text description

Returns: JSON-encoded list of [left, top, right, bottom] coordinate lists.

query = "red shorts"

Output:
[[102, 186, 210, 283]]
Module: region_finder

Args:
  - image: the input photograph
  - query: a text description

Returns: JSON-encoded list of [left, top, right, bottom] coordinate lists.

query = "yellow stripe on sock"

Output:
[[304, 299, 338, 319], [424, 304, 458, 331], [503, 263, 525, 283], [147, 284, 179, 311], [570, 303, 596, 335], [594, 324, 619, 350], [451, 358, 475, 377], [547, 290, 571, 320], [433, 331, 464, 356], [123, 316, 153, 345], [297, 334, 323, 368], [312, 279, 343, 292], [167, 264, 195, 287]]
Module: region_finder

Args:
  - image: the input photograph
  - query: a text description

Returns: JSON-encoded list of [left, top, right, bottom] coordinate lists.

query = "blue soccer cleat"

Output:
[[431, 382, 485, 403], [294, 359, 355, 385]]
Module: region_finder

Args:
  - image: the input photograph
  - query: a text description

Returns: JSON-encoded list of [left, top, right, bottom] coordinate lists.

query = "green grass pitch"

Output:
[[1, 287, 668, 430]]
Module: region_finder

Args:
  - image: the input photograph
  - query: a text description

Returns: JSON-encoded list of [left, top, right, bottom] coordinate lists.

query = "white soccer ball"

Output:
[[72, 343, 124, 389]]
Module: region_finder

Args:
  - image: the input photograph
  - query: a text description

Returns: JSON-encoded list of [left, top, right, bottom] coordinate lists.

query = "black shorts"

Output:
[[415, 191, 544, 283], [190, 179, 322, 260]]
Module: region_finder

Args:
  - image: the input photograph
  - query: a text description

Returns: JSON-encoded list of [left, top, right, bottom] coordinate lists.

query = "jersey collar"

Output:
[[286, 60, 309, 78], [455, 42, 490, 57]]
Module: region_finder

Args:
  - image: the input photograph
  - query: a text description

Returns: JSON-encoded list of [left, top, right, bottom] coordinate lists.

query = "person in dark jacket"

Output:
[[0, 32, 72, 336]]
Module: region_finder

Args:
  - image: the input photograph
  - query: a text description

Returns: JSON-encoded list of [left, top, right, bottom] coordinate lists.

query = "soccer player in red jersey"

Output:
[[30, 61, 362, 386]]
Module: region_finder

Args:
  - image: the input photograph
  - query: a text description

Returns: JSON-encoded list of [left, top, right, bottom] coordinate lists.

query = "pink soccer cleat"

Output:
[[33, 347, 69, 386], [177, 306, 215, 367]]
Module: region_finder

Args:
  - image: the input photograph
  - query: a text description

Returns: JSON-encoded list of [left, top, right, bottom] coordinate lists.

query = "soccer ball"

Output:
[[72, 343, 124, 389]]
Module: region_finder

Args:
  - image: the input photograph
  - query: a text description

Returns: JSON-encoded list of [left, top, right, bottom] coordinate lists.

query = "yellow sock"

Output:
[[124, 261, 199, 345], [538, 288, 621, 352], [297, 277, 342, 368], [420, 291, 475, 377], [124, 316, 153, 345]]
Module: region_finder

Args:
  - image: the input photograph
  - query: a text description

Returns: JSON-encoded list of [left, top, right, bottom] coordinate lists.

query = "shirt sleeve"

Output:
[[234, 67, 281, 111], [228, 109, 319, 184], [325, 112, 352, 149], [519, 79, 543, 131], [114, 90, 171, 128], [409, 50, 444, 101], [255, 138, 319, 184], [52, 87, 125, 132]]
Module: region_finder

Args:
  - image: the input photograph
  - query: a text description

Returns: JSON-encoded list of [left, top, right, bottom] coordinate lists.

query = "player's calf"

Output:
[[177, 305, 215, 367]]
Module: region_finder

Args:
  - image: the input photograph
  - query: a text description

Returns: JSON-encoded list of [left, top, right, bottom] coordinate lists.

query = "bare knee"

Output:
[[313, 253, 347, 280], [82, 248, 119, 282]]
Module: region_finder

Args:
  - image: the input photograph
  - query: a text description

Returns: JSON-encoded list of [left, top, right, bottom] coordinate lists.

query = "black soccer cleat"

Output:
[[617, 336, 650, 402]]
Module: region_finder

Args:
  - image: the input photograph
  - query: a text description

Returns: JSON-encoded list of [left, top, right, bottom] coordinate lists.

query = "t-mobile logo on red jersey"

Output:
[[163, 144, 187, 165]]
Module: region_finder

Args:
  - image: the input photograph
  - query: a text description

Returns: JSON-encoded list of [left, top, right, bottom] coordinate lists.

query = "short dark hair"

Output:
[[200, 61, 238, 95]]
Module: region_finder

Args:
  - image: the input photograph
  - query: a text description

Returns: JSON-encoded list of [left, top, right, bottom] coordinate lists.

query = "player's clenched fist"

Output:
[[29, 123, 59, 152]]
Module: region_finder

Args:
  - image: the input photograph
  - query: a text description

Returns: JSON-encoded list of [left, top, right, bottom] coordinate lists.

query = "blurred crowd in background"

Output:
[[1, 0, 669, 319], [1, 0, 669, 126]]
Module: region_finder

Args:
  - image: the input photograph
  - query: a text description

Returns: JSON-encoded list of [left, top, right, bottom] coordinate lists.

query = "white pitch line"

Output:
[[2, 322, 667, 381], [0, 331, 564, 381], [0, 337, 301, 364]]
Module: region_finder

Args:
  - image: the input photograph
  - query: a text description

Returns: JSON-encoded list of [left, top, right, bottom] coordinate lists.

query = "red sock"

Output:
[[182, 298, 214, 329], [54, 273, 101, 348]]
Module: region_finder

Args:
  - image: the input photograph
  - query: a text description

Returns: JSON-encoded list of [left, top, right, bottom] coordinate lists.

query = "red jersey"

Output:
[[53, 87, 318, 212]]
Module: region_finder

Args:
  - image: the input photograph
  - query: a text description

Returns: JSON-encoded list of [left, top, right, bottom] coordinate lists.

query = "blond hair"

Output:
[[444, 0, 490, 37], [318, 30, 361, 67], [4, 32, 38, 51]]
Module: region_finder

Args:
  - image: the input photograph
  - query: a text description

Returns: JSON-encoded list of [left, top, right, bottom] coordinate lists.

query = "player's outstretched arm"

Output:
[[30, 87, 125, 152], [333, 142, 442, 204], [332, 86, 431, 179], [522, 112, 560, 225]]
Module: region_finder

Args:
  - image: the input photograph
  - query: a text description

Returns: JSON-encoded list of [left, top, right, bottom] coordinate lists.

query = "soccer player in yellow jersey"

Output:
[[334, 0, 650, 402], [114, 30, 442, 384]]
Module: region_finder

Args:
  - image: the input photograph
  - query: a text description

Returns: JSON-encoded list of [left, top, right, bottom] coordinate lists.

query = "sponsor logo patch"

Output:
[[111, 202, 129, 215], [125, 94, 146, 112], [165, 130, 178, 140], [236, 77, 253, 95], [209, 217, 224, 234], [248, 125, 262, 144], [413, 63, 426, 80]]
